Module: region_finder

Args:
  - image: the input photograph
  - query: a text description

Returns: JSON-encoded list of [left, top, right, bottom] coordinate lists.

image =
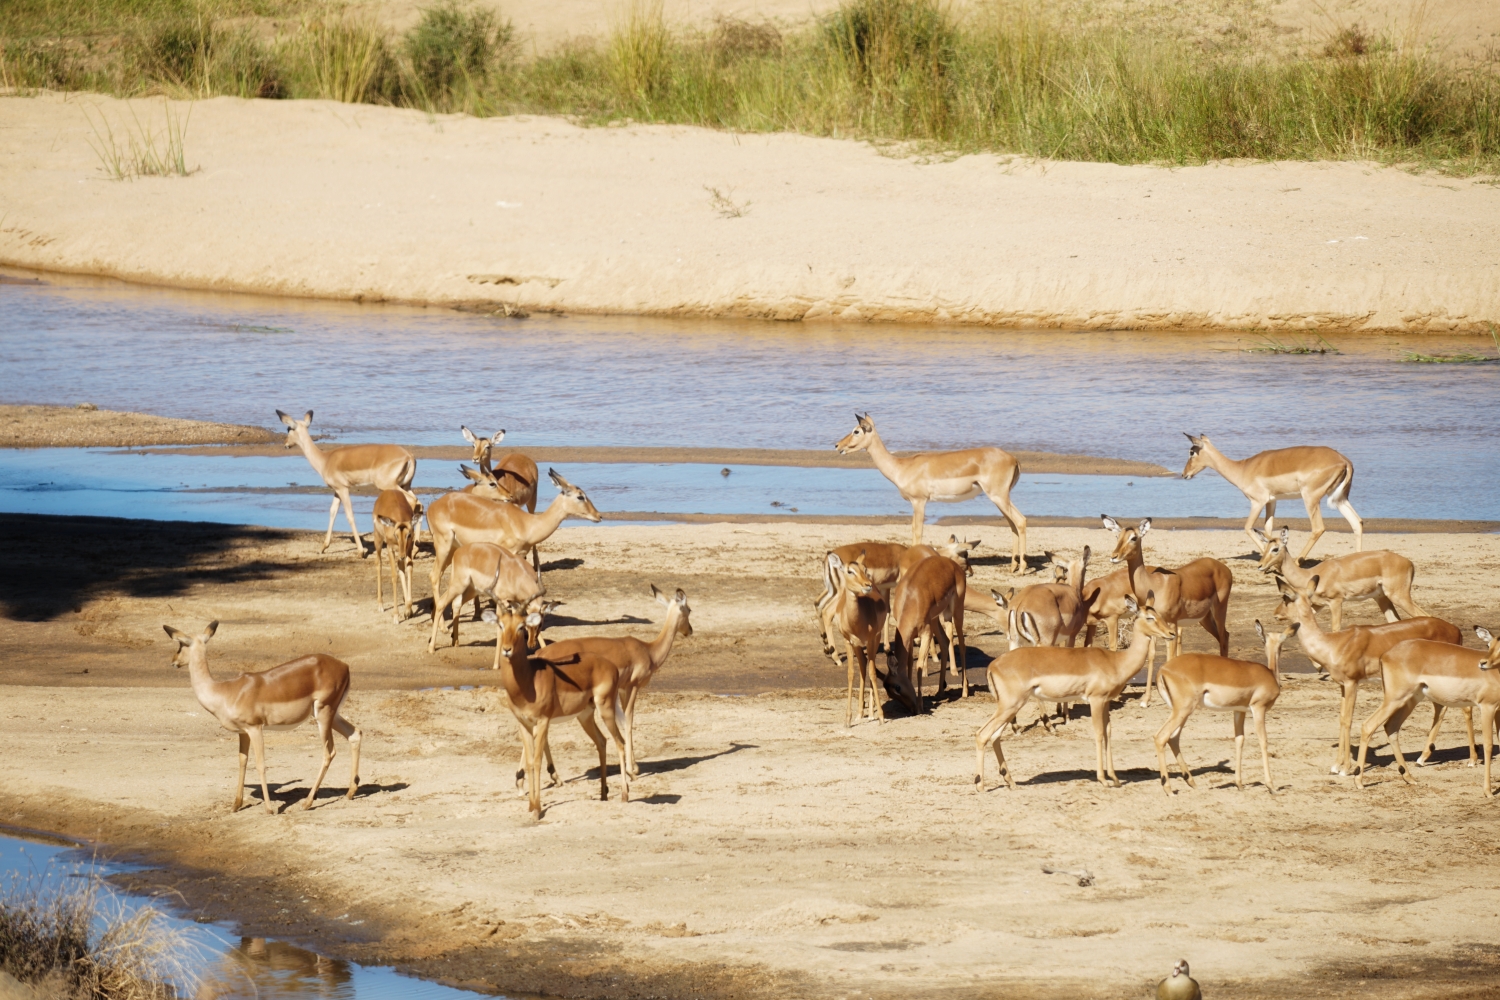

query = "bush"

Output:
[[402, 1, 510, 103]]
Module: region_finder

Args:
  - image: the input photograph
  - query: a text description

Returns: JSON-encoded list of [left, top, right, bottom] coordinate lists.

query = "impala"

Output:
[[1153, 620, 1295, 795], [164, 621, 361, 814], [1256, 526, 1426, 631], [974, 597, 1177, 790], [1181, 433, 1361, 560], [834, 413, 1027, 573], [372, 488, 421, 622], [995, 546, 1094, 651], [1355, 627, 1500, 796], [1275, 576, 1464, 774], [892, 542, 971, 699], [816, 541, 906, 660], [277, 410, 415, 557], [461, 427, 539, 512], [428, 540, 545, 669], [888, 555, 952, 712], [426, 468, 601, 604], [1079, 565, 1136, 650], [1103, 516, 1232, 707], [492, 601, 630, 819], [826, 556, 890, 726], [534, 585, 693, 778]]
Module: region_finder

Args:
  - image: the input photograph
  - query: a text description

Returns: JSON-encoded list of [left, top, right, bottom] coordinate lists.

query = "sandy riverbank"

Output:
[[0, 404, 280, 448], [3, 514, 1500, 997], [3, 92, 1499, 332]]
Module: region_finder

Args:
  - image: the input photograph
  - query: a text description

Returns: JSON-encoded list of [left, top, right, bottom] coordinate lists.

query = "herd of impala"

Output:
[[162, 408, 1500, 823]]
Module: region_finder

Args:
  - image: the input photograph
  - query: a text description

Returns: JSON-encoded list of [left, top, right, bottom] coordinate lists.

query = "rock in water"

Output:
[[1157, 959, 1201, 1000]]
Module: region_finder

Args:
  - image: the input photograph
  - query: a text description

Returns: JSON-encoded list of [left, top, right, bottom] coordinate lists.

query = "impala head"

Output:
[[834, 412, 877, 455], [1255, 526, 1291, 571], [548, 468, 602, 522], [523, 597, 562, 648], [651, 583, 694, 637], [936, 534, 973, 571], [1121, 594, 1175, 643], [375, 514, 414, 550], [163, 620, 218, 667], [460, 464, 521, 504], [1475, 626, 1499, 670], [491, 601, 542, 661], [275, 409, 313, 448], [1274, 574, 1320, 621], [1101, 515, 1150, 564], [460, 426, 504, 464], [991, 588, 1013, 611], [1181, 432, 1212, 479], [1255, 618, 1299, 660]]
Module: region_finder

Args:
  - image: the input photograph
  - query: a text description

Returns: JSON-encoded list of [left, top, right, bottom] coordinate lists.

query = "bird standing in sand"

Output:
[[1157, 959, 1201, 1000]]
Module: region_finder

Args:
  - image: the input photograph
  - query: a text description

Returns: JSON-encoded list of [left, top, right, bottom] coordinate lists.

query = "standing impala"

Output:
[[426, 469, 601, 606], [827, 556, 890, 726], [428, 540, 545, 669], [164, 621, 362, 814], [1256, 526, 1426, 631], [1181, 433, 1361, 560], [372, 488, 421, 622], [277, 410, 416, 557], [462, 427, 542, 569], [974, 596, 1177, 791], [834, 413, 1027, 573], [1103, 516, 1232, 706], [815, 541, 906, 659]]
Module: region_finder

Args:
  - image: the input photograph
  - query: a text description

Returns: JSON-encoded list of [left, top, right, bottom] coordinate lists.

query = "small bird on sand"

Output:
[[1157, 959, 1201, 1000]]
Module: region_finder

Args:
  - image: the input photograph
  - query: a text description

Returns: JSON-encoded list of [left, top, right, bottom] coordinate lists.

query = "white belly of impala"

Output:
[[931, 485, 982, 503]]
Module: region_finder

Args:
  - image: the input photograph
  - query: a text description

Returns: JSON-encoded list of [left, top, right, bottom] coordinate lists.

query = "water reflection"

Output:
[[197, 938, 354, 999]]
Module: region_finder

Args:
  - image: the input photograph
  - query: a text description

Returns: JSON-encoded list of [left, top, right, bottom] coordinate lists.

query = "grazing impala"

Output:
[[1103, 516, 1232, 707], [834, 413, 1027, 573], [1275, 576, 1464, 775], [827, 556, 890, 726], [426, 469, 601, 605], [372, 488, 421, 622], [1355, 627, 1500, 796], [996, 547, 1094, 651], [428, 540, 545, 669], [815, 541, 906, 659], [1154, 620, 1295, 795], [974, 597, 1177, 791], [1181, 433, 1361, 560], [492, 601, 630, 819], [164, 621, 361, 814], [534, 585, 693, 778], [888, 556, 952, 712], [893, 543, 971, 699], [1256, 526, 1426, 631], [277, 410, 416, 557]]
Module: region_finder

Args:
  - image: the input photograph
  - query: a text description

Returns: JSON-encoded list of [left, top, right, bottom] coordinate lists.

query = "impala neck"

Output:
[[1282, 599, 1336, 661], [185, 643, 230, 709], [1270, 550, 1313, 590], [647, 604, 683, 669], [291, 426, 329, 478], [1264, 642, 1285, 684], [1197, 441, 1249, 490], [1110, 625, 1157, 686], [862, 429, 907, 481], [522, 494, 573, 545]]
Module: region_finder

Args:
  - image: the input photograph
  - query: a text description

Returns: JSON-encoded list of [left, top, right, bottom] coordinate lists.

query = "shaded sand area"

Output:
[[3, 513, 1500, 998], [4, 93, 1500, 332]]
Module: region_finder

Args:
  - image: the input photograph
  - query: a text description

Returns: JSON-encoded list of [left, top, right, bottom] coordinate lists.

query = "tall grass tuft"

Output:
[[83, 99, 194, 179], [0, 861, 197, 998], [609, 0, 670, 103], [299, 9, 390, 103]]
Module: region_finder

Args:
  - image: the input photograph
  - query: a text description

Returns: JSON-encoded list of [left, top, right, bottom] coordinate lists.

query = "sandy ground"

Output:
[[0, 405, 279, 448], [4, 513, 1500, 998], [4, 92, 1500, 333]]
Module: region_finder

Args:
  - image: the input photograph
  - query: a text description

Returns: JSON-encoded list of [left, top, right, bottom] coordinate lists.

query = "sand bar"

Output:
[[4, 93, 1499, 332], [0, 404, 280, 448]]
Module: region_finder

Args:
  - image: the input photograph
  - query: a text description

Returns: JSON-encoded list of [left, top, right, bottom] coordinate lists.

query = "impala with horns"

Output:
[[815, 541, 906, 659], [277, 410, 416, 557], [835, 414, 1027, 573], [1355, 627, 1500, 797], [1275, 575, 1465, 775], [164, 621, 362, 814], [975, 596, 1177, 791], [372, 488, 421, 622], [490, 601, 630, 819], [426, 468, 601, 607], [1103, 516, 1232, 707], [428, 539, 546, 669], [827, 556, 890, 726], [1153, 620, 1294, 795], [1257, 526, 1426, 631], [1181, 433, 1361, 560]]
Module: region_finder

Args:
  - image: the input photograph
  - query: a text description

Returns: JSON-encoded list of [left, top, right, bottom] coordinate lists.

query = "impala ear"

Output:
[[461, 425, 477, 444], [163, 624, 187, 643], [857, 413, 873, 430], [1123, 595, 1138, 614], [651, 583, 669, 606], [991, 589, 1007, 609], [202, 621, 218, 641], [302, 411, 313, 425], [1101, 514, 1120, 533], [1308, 575, 1320, 591], [458, 464, 486, 483], [376, 515, 395, 528], [481, 608, 498, 623], [1477, 626, 1494, 644], [1138, 517, 1152, 534], [1255, 619, 1265, 642], [492, 429, 506, 442], [1287, 622, 1301, 636], [525, 612, 543, 628], [276, 409, 294, 426], [675, 588, 687, 604], [1080, 544, 1090, 563], [1252, 528, 1269, 542]]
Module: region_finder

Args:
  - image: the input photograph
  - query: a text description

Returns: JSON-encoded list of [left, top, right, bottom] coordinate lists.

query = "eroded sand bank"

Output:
[[4, 93, 1498, 332], [3, 515, 1499, 998]]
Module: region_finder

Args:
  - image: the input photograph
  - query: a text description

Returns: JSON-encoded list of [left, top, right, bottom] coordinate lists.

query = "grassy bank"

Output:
[[3, 0, 1499, 171]]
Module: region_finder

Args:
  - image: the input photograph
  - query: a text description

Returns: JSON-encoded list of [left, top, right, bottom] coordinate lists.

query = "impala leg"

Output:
[[1105, 616, 1119, 652], [246, 726, 274, 814], [1262, 498, 1278, 541], [1243, 500, 1269, 556], [974, 699, 1019, 792], [1464, 707, 1478, 766], [321, 495, 340, 553], [1482, 706, 1497, 797], [1372, 593, 1397, 625], [1330, 595, 1348, 632], [428, 582, 458, 654], [624, 687, 641, 776], [910, 498, 927, 546], [374, 533, 385, 611], [1252, 705, 1274, 794], [578, 711, 609, 801], [332, 714, 361, 799], [1332, 492, 1362, 553], [304, 703, 337, 810], [530, 718, 550, 818], [1418, 704, 1447, 766], [1140, 637, 1157, 708], [1232, 710, 1247, 791], [845, 637, 857, 727], [1154, 700, 1193, 793], [1089, 699, 1109, 786], [1388, 706, 1418, 785], [1297, 489, 1327, 562], [234, 732, 250, 812], [989, 491, 1027, 575], [337, 488, 365, 557], [599, 695, 631, 803], [1104, 707, 1120, 786], [1334, 680, 1360, 775]]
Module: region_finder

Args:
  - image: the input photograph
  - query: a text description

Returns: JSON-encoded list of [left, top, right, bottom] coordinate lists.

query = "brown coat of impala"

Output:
[[372, 488, 421, 622], [826, 557, 890, 726], [533, 585, 693, 779], [277, 410, 416, 557], [834, 413, 1028, 573], [1274, 576, 1464, 775], [1154, 620, 1295, 795], [1256, 526, 1425, 631], [426, 468, 601, 604], [428, 541, 545, 669], [1181, 432, 1361, 560], [891, 547, 970, 701], [462, 426, 542, 569], [1355, 628, 1500, 796], [975, 597, 1177, 790], [996, 546, 1095, 651], [164, 621, 362, 814], [1103, 515, 1232, 707], [1080, 564, 1138, 651], [815, 540, 906, 657], [492, 601, 630, 819]]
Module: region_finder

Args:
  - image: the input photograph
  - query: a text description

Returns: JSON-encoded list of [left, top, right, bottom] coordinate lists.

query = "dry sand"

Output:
[[4, 92, 1500, 333], [4, 513, 1500, 998], [0, 404, 280, 448]]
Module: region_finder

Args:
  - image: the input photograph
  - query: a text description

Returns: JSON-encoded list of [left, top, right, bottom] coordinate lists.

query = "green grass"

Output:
[[1401, 325, 1500, 362], [2, 0, 1499, 173], [1243, 333, 1342, 355]]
